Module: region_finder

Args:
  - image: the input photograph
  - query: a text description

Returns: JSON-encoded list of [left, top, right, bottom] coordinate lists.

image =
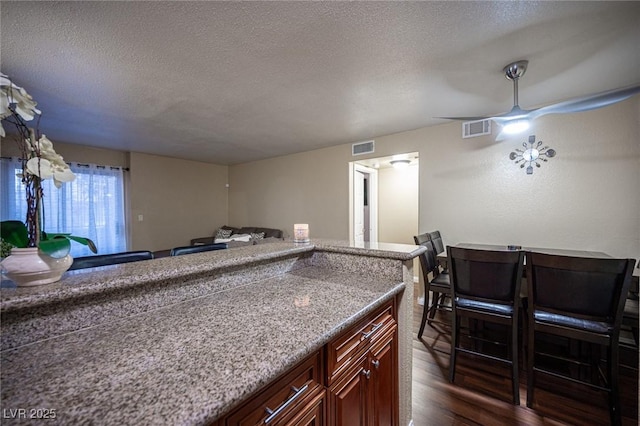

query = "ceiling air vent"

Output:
[[352, 140, 375, 156], [462, 119, 491, 138]]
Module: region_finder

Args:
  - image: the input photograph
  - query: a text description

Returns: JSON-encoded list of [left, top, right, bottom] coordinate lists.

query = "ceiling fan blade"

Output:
[[495, 130, 509, 142], [529, 84, 640, 119], [437, 66, 638, 136], [436, 115, 495, 121], [437, 106, 538, 123], [487, 105, 539, 123]]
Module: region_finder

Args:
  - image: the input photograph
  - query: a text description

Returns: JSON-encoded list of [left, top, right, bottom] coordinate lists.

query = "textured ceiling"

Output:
[[2, 1, 639, 165]]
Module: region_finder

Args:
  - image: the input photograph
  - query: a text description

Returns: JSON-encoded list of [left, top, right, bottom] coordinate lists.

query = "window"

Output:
[[1, 158, 127, 257]]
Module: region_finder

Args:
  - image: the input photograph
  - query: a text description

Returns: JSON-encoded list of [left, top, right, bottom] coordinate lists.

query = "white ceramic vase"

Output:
[[0, 247, 73, 287]]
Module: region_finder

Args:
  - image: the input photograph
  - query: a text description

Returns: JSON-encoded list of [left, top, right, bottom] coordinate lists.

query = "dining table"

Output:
[[436, 242, 639, 290], [438, 242, 610, 259], [436, 242, 639, 343]]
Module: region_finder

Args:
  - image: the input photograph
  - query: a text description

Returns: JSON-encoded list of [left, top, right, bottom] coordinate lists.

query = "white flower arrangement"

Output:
[[0, 73, 40, 135], [25, 134, 76, 188], [0, 73, 96, 258]]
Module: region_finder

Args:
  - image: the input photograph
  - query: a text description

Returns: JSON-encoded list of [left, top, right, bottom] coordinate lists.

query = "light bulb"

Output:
[[502, 119, 530, 135]]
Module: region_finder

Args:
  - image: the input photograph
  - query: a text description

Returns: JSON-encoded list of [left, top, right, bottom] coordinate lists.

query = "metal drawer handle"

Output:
[[362, 369, 371, 379], [361, 322, 383, 340], [264, 383, 309, 424], [372, 359, 380, 369]]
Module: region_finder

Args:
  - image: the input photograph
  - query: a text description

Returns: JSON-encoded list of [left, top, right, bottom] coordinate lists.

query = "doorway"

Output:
[[349, 152, 419, 246], [350, 163, 378, 243], [350, 153, 421, 297]]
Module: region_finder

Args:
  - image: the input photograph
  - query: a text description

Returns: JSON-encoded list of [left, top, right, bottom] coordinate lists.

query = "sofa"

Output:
[[190, 225, 284, 248]]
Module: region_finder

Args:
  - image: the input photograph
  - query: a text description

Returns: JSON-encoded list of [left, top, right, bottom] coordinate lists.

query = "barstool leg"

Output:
[[609, 342, 621, 426], [449, 310, 458, 383], [418, 282, 432, 339], [526, 326, 535, 408], [511, 319, 520, 405], [427, 291, 440, 322]]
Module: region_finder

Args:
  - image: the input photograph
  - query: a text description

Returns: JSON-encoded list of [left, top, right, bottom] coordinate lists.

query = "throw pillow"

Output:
[[250, 232, 265, 241], [215, 228, 233, 239]]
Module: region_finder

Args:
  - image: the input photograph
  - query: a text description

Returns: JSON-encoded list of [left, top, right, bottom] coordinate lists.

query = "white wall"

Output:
[[377, 163, 421, 286], [414, 98, 639, 259], [378, 164, 419, 245], [229, 96, 639, 260], [228, 144, 351, 240], [5, 96, 636, 259], [129, 152, 229, 251]]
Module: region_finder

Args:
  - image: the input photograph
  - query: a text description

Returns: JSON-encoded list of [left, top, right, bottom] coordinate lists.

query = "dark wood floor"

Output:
[[411, 292, 639, 426]]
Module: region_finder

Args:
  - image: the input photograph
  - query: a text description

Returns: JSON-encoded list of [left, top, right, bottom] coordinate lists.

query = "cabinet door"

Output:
[[369, 327, 397, 426], [328, 356, 369, 426]]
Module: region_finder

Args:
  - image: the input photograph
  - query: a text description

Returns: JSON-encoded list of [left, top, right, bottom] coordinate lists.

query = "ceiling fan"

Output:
[[438, 60, 640, 138]]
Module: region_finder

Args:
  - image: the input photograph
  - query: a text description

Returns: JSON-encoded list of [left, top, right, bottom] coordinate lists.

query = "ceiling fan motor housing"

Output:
[[503, 60, 528, 81], [503, 60, 529, 109]]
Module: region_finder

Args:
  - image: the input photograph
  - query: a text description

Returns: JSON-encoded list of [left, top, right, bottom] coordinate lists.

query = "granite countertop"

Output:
[[1, 239, 423, 312], [312, 239, 425, 260], [0, 241, 315, 311], [1, 265, 405, 425]]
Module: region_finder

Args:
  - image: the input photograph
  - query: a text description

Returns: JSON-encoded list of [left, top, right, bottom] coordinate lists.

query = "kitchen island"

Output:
[[1, 240, 424, 425]]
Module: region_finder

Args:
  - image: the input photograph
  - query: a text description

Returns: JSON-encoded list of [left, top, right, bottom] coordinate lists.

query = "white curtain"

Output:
[[1, 158, 127, 257]]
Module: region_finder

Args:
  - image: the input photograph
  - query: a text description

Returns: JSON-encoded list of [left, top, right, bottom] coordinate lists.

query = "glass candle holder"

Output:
[[294, 224, 309, 243]]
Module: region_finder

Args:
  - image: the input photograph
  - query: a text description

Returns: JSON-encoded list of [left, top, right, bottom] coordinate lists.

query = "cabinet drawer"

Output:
[[224, 350, 323, 426], [276, 387, 326, 426], [326, 301, 396, 385]]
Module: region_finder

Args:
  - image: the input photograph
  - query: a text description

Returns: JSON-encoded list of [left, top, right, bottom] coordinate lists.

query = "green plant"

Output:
[[1, 220, 96, 258], [0, 238, 15, 258]]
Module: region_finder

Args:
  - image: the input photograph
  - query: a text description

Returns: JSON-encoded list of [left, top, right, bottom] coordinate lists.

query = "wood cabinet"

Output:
[[220, 300, 397, 426], [327, 301, 398, 426], [368, 328, 397, 426], [222, 350, 325, 426], [327, 355, 369, 426], [326, 302, 396, 387], [279, 388, 326, 426]]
